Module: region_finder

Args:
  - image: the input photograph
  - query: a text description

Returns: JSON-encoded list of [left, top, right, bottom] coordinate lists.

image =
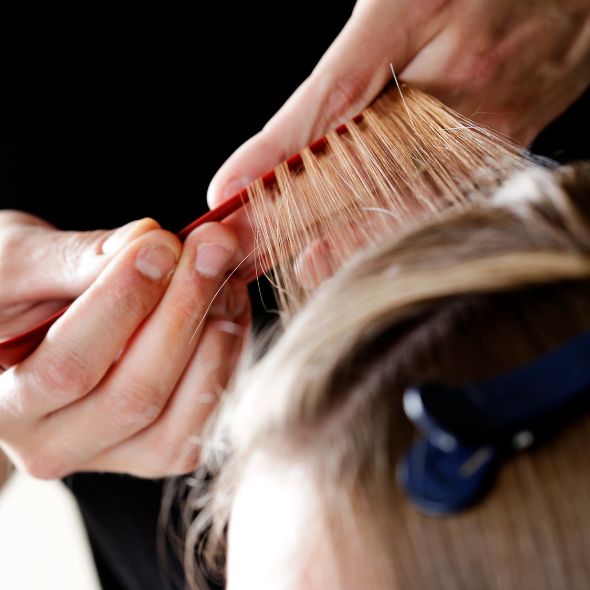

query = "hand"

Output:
[[208, 0, 590, 213], [0, 212, 250, 478]]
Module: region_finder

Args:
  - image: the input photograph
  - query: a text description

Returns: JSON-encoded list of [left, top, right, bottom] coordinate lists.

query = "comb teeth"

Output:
[[244, 86, 534, 316], [261, 114, 365, 188], [177, 113, 365, 240]]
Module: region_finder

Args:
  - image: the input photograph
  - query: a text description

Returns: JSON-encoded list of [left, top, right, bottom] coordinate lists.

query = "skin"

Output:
[[0, 212, 250, 478], [227, 457, 322, 590], [208, 0, 590, 259], [227, 454, 389, 590]]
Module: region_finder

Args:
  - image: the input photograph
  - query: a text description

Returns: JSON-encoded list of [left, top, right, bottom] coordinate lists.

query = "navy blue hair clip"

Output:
[[398, 330, 590, 516]]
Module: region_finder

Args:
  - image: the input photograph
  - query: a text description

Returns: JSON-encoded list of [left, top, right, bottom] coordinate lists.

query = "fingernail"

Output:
[[223, 176, 252, 199], [293, 239, 334, 289], [136, 244, 178, 280], [195, 243, 235, 278]]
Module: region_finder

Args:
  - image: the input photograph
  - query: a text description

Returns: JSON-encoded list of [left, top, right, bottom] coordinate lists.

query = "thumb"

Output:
[[2, 218, 160, 302], [207, 0, 420, 209]]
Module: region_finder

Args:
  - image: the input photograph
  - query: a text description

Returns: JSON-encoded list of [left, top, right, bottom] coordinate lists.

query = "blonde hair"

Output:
[[244, 85, 534, 315], [186, 162, 590, 590], [181, 83, 587, 587]]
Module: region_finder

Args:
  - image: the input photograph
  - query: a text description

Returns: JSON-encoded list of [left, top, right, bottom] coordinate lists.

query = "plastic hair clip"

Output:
[[398, 329, 590, 516]]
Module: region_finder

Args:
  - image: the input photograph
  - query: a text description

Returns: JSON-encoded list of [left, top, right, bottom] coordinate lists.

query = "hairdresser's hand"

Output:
[[209, 0, 590, 213], [0, 211, 250, 478]]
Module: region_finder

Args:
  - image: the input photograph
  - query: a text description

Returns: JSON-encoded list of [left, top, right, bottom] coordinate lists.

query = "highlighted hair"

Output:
[[186, 85, 590, 589]]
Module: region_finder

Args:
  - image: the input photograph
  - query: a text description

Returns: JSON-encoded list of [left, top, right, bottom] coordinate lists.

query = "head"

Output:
[[189, 163, 590, 590]]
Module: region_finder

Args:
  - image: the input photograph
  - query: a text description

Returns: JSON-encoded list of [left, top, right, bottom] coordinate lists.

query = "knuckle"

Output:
[[257, 128, 289, 164], [61, 230, 103, 269], [59, 234, 86, 272], [321, 71, 368, 126], [470, 59, 498, 90], [108, 276, 160, 320], [33, 349, 94, 401], [106, 379, 168, 430], [166, 292, 204, 333], [154, 431, 201, 477], [450, 50, 500, 92]]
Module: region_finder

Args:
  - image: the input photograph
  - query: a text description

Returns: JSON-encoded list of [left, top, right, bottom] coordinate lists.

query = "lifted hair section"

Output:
[[245, 85, 536, 316]]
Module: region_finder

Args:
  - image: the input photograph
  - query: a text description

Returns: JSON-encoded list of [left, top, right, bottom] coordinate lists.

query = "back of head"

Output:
[[193, 163, 590, 590]]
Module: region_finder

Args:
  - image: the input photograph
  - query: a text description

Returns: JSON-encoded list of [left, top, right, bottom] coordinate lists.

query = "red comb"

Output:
[[0, 115, 363, 369]]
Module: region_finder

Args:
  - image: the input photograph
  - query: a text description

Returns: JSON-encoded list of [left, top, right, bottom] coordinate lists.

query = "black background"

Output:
[[1, 5, 586, 232], [0, 4, 353, 231]]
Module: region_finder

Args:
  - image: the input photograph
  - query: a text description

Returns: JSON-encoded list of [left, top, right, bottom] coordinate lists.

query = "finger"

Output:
[[293, 206, 403, 289], [0, 211, 54, 230], [294, 237, 339, 290], [0, 229, 181, 424], [0, 299, 70, 340], [207, 0, 427, 209], [84, 297, 251, 477], [0, 217, 159, 302], [219, 200, 275, 282], [36, 222, 241, 477]]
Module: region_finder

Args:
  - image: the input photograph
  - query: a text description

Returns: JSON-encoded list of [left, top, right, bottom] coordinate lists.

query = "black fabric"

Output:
[[1, 4, 588, 589], [65, 474, 175, 590], [0, 4, 352, 232]]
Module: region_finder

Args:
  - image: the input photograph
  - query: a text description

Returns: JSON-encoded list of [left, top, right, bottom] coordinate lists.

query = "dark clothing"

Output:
[[0, 4, 588, 589]]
